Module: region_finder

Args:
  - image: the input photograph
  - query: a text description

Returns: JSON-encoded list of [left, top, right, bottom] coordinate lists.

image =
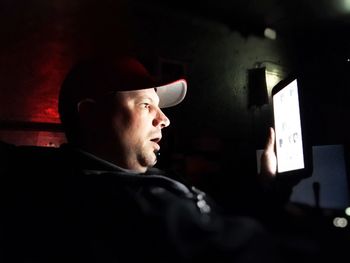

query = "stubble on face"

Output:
[[109, 89, 164, 173]]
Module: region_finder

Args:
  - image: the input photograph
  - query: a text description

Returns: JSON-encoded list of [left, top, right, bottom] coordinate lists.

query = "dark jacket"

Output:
[[1, 142, 281, 263]]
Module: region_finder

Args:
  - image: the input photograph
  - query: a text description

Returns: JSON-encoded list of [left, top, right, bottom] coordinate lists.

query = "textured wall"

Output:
[[130, 4, 293, 151], [0, 0, 293, 149], [0, 0, 133, 123]]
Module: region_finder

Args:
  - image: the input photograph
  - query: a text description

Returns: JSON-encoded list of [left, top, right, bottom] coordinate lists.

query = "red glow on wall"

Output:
[[0, 0, 132, 124], [26, 40, 72, 123]]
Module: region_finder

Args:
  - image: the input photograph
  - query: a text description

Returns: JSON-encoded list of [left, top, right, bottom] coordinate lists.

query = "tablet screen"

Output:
[[273, 79, 305, 173]]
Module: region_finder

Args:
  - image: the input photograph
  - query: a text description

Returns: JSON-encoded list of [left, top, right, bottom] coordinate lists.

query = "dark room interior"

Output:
[[1, 0, 350, 261]]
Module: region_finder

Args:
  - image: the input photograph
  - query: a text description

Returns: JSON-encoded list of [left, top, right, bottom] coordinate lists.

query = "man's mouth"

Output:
[[150, 136, 161, 153], [150, 136, 161, 143]]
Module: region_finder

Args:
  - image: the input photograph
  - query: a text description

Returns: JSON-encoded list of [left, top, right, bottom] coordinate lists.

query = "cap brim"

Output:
[[156, 79, 187, 108]]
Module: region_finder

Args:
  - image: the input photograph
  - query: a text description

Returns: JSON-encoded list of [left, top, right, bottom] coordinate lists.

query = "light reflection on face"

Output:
[[104, 88, 170, 173]]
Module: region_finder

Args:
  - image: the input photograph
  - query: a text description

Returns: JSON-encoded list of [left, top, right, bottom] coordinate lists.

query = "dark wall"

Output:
[[0, 0, 294, 145], [0, 0, 133, 123], [129, 1, 295, 144]]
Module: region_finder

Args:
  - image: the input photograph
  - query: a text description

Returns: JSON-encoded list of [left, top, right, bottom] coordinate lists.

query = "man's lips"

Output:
[[150, 136, 162, 144], [150, 136, 161, 151], [151, 137, 162, 143]]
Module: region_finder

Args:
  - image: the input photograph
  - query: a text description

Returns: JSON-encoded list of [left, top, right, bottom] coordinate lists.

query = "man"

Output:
[[58, 56, 277, 175], [56, 56, 283, 262], [58, 56, 184, 174], [2, 56, 284, 263]]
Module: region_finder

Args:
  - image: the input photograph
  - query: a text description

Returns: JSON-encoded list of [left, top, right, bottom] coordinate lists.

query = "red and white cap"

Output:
[[59, 56, 187, 110]]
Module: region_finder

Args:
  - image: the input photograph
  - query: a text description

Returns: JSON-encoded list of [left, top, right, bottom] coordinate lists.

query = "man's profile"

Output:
[[1, 55, 291, 263]]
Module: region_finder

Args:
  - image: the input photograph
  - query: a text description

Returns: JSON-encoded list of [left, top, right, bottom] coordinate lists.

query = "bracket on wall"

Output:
[[247, 67, 268, 108]]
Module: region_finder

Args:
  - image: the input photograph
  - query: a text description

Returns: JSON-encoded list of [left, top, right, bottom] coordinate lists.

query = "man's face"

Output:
[[103, 88, 170, 172]]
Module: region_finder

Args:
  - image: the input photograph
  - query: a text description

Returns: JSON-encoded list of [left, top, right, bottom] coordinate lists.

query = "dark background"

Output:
[[0, 0, 350, 208]]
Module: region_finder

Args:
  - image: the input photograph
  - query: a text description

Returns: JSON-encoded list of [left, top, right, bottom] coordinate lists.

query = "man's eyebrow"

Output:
[[135, 94, 159, 105]]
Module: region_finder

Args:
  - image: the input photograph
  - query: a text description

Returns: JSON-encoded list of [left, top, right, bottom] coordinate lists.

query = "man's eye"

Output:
[[142, 103, 150, 108]]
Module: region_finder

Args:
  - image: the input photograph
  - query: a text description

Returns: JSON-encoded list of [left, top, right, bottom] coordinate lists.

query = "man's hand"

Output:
[[260, 127, 277, 178]]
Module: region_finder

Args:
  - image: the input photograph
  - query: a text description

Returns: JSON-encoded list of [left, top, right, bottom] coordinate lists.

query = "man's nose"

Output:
[[153, 108, 170, 128]]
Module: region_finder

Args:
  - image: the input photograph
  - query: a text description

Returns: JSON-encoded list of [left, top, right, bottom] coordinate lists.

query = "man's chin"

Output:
[[150, 153, 158, 166], [139, 152, 158, 169]]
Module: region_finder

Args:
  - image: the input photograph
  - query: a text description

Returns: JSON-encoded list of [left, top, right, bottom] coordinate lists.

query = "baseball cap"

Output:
[[59, 56, 187, 111]]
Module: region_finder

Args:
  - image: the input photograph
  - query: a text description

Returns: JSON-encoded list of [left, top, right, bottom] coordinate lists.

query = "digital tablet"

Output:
[[272, 75, 312, 177]]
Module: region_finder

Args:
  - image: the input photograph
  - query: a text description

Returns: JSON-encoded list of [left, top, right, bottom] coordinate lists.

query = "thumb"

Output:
[[265, 127, 275, 152], [260, 127, 277, 178]]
